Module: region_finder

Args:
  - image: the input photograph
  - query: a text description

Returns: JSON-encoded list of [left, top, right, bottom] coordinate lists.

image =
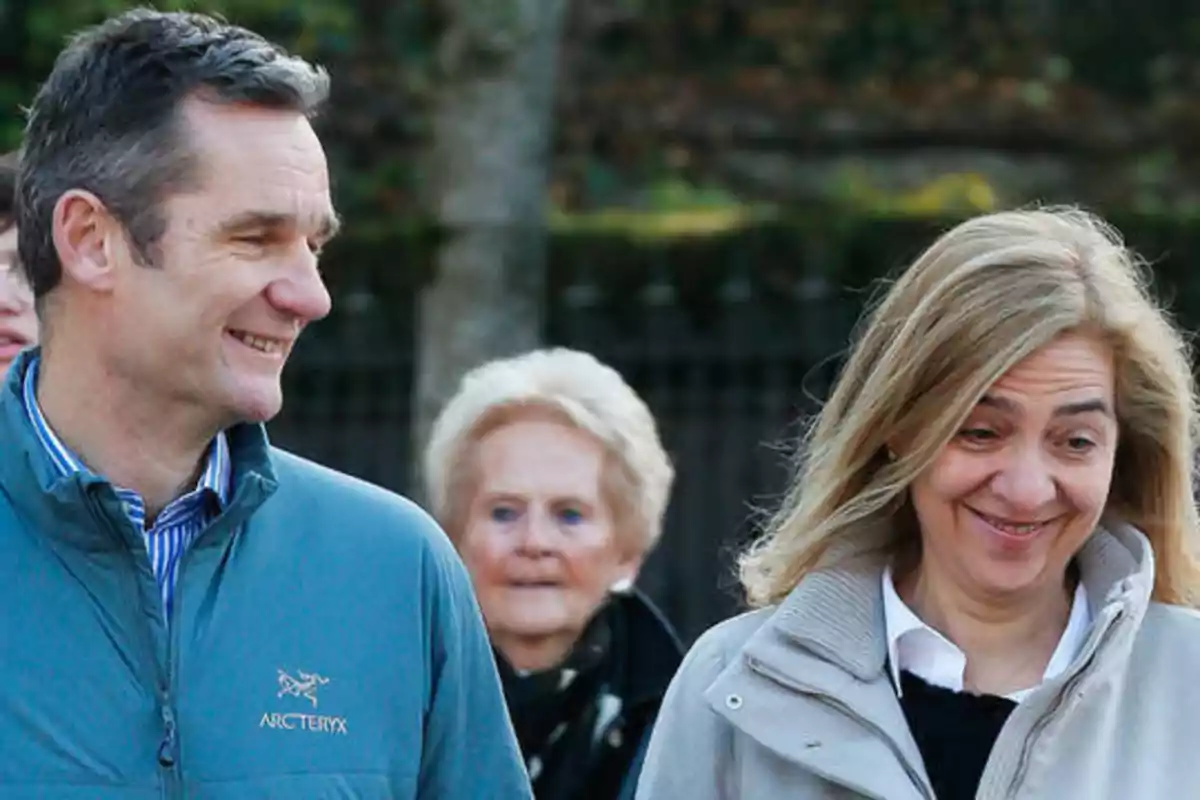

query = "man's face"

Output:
[[102, 97, 337, 428]]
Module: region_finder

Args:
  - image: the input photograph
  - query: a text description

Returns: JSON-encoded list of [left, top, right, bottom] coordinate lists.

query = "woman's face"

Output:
[[907, 333, 1118, 601], [458, 417, 640, 670], [0, 226, 37, 374]]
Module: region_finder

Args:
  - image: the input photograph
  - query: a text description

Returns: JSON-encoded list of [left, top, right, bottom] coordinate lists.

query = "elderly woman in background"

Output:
[[425, 347, 683, 800], [637, 207, 1200, 800], [0, 153, 37, 372]]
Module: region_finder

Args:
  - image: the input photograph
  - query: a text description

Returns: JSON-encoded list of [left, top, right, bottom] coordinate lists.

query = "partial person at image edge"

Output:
[[635, 207, 1200, 799], [0, 9, 530, 797], [0, 153, 37, 373], [425, 348, 685, 800]]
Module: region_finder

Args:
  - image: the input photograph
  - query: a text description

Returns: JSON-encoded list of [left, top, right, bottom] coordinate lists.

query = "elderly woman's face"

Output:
[[0, 226, 36, 373], [458, 417, 638, 669], [907, 333, 1117, 599]]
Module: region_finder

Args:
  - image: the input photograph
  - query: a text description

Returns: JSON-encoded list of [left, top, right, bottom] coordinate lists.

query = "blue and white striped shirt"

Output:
[[22, 358, 231, 619]]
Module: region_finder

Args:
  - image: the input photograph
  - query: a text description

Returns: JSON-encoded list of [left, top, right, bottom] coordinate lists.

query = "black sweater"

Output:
[[898, 671, 1018, 800]]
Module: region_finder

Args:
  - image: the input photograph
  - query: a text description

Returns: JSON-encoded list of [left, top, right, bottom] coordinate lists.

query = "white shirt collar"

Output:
[[882, 565, 1091, 702]]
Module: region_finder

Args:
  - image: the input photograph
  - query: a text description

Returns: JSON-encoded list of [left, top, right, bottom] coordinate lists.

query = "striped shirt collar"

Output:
[[21, 357, 231, 515]]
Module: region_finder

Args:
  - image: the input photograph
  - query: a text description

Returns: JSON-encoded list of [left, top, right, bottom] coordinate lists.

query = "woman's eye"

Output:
[[558, 507, 584, 525], [489, 506, 518, 523], [1066, 436, 1096, 453], [958, 427, 998, 442]]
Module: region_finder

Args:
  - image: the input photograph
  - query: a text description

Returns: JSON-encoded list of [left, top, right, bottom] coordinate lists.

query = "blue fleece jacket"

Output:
[[0, 349, 532, 798]]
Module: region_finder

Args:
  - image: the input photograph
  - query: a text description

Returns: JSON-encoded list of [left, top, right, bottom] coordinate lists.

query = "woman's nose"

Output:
[[990, 445, 1057, 512], [517, 511, 558, 554]]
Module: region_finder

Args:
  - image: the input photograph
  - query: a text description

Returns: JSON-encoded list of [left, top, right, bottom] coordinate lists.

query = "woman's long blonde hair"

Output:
[[740, 207, 1200, 608]]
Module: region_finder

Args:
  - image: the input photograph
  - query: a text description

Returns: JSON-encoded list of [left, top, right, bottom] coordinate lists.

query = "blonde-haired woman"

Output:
[[425, 347, 682, 800], [636, 208, 1200, 800]]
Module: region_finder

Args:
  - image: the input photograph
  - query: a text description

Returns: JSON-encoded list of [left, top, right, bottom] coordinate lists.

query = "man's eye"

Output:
[[234, 234, 271, 246]]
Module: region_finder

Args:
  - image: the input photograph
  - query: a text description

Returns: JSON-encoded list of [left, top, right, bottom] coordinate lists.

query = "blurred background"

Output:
[[4, 0, 1200, 644]]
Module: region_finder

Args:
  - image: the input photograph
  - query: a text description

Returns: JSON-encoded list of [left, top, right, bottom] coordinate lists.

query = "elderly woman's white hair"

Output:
[[424, 347, 675, 556]]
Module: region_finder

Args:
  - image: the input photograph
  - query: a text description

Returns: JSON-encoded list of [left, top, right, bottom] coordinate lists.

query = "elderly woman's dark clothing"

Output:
[[496, 589, 683, 800]]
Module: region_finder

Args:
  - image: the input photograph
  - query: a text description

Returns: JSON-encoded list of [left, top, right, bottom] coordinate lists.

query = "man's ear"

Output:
[[51, 189, 122, 293]]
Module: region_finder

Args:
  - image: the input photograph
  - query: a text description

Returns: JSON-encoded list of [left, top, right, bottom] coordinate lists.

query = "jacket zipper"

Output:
[[158, 685, 181, 799], [158, 522, 202, 800], [159, 506, 239, 797], [156, 495, 243, 798], [85, 492, 184, 799], [157, 704, 177, 767], [745, 655, 934, 800], [994, 612, 1124, 800]]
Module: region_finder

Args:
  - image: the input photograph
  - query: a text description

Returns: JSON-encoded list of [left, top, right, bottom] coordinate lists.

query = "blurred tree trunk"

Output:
[[411, 0, 570, 500]]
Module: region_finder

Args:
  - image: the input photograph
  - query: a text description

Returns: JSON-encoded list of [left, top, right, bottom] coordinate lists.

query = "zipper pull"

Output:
[[158, 702, 177, 768]]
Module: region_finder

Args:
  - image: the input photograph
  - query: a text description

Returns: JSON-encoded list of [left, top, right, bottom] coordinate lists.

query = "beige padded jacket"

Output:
[[636, 523, 1200, 799]]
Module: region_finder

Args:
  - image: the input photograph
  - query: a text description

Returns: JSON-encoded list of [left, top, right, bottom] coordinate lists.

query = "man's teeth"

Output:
[[231, 331, 283, 353]]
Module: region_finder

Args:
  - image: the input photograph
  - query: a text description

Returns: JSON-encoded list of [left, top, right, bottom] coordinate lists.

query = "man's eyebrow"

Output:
[[217, 211, 290, 234], [218, 209, 342, 241]]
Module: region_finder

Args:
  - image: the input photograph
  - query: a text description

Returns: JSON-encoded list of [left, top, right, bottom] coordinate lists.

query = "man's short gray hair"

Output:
[[17, 8, 329, 300]]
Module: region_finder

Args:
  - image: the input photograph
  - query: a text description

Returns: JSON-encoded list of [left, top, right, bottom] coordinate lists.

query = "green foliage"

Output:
[[4, 1, 1200, 242], [3, 0, 355, 146], [828, 167, 998, 218], [616, 1, 1200, 102], [22, 0, 355, 54]]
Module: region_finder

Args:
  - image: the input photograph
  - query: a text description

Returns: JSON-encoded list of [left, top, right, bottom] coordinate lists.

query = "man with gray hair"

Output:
[[4, 9, 529, 797]]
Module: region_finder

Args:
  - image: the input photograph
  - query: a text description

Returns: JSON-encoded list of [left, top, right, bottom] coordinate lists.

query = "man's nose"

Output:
[[266, 252, 332, 324]]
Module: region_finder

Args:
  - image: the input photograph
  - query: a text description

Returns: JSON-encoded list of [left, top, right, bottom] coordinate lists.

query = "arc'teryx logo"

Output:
[[260, 668, 348, 735], [276, 669, 328, 707]]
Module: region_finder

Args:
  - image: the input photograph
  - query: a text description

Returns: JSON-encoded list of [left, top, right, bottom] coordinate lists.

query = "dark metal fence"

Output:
[[267, 226, 880, 644]]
